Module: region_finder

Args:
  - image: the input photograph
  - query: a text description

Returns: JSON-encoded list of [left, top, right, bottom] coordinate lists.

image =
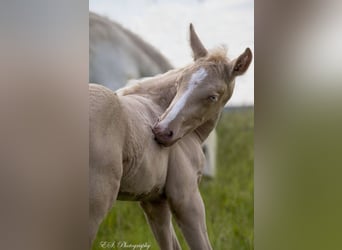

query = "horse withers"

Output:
[[89, 24, 252, 249]]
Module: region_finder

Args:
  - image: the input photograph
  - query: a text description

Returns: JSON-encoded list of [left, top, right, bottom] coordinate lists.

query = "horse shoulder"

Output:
[[89, 84, 126, 167]]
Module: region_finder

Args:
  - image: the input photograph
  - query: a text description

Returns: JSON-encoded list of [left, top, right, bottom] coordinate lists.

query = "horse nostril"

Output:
[[168, 130, 173, 137]]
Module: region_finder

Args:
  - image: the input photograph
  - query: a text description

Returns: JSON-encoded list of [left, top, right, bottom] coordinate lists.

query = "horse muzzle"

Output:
[[152, 124, 176, 146]]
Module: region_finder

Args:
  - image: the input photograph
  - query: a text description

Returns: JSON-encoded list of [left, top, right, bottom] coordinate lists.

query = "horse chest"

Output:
[[118, 139, 169, 201], [116, 96, 169, 201]]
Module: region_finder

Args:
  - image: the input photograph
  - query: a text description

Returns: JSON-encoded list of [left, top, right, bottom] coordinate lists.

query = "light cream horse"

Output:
[[90, 12, 217, 177], [89, 24, 252, 249]]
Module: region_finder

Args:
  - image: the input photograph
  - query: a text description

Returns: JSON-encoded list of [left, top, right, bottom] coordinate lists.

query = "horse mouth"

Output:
[[152, 123, 177, 146], [154, 136, 174, 147]]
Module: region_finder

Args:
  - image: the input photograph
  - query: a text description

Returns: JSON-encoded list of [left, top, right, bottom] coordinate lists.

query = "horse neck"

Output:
[[194, 112, 221, 143], [120, 69, 180, 110]]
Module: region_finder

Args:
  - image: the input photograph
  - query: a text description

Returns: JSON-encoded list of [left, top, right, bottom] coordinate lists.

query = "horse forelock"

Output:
[[187, 46, 231, 83]]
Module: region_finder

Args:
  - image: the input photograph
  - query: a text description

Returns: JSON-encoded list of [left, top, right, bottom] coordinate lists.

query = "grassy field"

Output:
[[92, 107, 254, 250]]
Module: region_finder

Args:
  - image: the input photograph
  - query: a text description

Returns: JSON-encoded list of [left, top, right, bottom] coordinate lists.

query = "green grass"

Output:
[[92, 108, 254, 250]]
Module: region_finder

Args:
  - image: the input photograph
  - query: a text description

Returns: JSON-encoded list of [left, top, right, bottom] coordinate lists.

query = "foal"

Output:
[[89, 24, 252, 249]]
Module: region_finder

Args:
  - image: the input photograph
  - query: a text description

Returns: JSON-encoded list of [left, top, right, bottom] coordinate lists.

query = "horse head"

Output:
[[152, 24, 252, 146]]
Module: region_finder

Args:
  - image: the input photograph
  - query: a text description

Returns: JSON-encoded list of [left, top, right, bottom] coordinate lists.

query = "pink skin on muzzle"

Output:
[[152, 120, 176, 146]]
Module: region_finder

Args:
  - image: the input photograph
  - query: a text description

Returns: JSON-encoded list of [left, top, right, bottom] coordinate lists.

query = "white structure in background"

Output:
[[90, 12, 172, 89]]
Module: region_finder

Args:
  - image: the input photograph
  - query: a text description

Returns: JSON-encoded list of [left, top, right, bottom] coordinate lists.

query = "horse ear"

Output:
[[232, 48, 253, 76], [189, 23, 208, 60]]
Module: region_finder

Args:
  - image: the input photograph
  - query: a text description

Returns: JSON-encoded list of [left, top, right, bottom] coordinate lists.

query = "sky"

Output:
[[89, 0, 254, 106]]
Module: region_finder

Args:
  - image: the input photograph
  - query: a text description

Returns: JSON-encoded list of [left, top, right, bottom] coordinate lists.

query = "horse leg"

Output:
[[168, 188, 212, 250], [140, 200, 181, 250], [89, 162, 122, 248], [202, 130, 217, 177]]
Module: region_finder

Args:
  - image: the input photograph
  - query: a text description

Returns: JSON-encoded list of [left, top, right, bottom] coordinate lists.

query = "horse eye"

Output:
[[208, 95, 218, 102]]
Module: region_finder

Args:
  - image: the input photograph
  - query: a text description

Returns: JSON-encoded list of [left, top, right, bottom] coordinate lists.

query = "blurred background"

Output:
[[3, 1, 342, 250]]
